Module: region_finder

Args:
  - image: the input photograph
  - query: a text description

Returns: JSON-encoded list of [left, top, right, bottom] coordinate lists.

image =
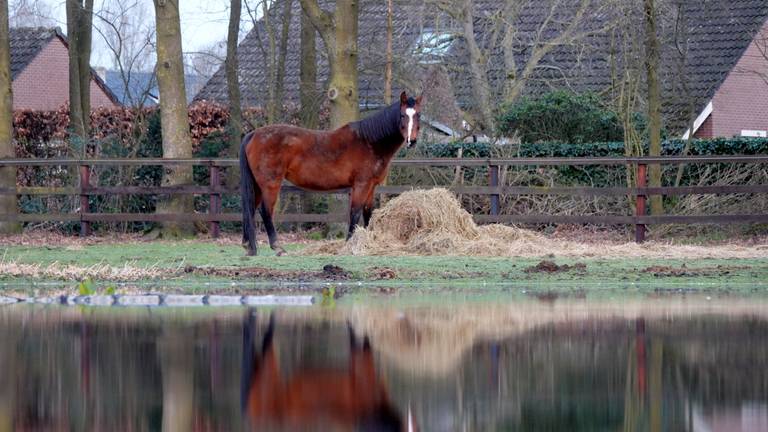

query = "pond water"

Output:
[[0, 293, 767, 431]]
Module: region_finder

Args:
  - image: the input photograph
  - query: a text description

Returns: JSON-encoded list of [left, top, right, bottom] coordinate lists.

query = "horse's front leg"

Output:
[[348, 183, 374, 240], [362, 186, 376, 228]]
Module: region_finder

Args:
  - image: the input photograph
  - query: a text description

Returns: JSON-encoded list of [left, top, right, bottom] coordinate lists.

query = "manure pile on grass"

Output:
[[302, 188, 768, 259]]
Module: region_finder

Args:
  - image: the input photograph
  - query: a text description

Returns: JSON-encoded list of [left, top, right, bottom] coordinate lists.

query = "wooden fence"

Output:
[[1, 156, 768, 243]]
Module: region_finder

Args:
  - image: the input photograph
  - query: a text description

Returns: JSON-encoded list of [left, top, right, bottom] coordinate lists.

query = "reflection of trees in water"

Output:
[[0, 331, 17, 431], [379, 315, 768, 431], [0, 312, 245, 431], [0, 305, 767, 431]]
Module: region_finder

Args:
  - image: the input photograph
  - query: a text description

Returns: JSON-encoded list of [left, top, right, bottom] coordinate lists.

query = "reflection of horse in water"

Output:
[[241, 312, 415, 431]]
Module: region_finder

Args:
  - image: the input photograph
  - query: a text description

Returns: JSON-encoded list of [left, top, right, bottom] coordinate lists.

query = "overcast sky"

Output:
[[18, 0, 254, 69]]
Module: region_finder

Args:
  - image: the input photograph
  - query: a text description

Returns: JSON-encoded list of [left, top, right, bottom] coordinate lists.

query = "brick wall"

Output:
[[693, 114, 713, 138], [709, 20, 768, 138], [12, 37, 117, 110]]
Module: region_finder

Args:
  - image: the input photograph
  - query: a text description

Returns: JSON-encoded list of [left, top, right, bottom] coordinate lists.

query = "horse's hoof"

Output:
[[274, 247, 287, 257], [246, 249, 257, 257]]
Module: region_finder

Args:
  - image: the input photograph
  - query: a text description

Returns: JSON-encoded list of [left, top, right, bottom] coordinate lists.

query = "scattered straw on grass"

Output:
[[301, 188, 768, 259], [0, 261, 166, 281]]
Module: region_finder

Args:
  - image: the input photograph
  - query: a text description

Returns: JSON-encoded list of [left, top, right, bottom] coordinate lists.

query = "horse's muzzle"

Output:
[[408, 139, 418, 148]]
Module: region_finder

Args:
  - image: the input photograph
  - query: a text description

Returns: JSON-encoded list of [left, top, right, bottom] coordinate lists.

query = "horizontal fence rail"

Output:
[[1, 156, 768, 242]]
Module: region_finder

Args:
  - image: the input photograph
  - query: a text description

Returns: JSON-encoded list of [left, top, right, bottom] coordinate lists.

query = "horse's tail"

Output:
[[240, 132, 258, 255]]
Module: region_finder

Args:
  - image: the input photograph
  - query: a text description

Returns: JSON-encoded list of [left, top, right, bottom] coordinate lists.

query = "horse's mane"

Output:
[[350, 97, 416, 145]]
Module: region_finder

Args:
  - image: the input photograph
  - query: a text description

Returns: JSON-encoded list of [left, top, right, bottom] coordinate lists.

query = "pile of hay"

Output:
[[339, 188, 548, 256], [302, 188, 768, 258]]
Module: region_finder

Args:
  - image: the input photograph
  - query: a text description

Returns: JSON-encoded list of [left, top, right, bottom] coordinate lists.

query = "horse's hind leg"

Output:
[[258, 182, 287, 256], [243, 186, 262, 256]]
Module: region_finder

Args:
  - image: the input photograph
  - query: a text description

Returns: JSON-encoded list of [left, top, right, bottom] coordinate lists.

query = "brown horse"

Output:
[[241, 312, 416, 431], [240, 91, 423, 255]]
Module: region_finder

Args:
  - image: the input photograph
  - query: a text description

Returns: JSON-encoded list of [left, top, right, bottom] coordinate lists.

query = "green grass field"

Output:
[[1, 240, 767, 293]]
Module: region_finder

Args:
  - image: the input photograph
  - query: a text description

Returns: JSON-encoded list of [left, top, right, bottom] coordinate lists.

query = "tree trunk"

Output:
[[328, 0, 358, 127], [383, 0, 393, 104], [644, 0, 663, 215], [299, 7, 318, 221], [299, 8, 318, 128], [226, 0, 243, 157], [0, 0, 19, 233], [66, 0, 93, 153], [327, 0, 358, 236], [261, 0, 278, 123], [378, 0, 394, 199], [460, 0, 494, 132], [301, 0, 359, 237], [153, 0, 195, 237], [274, 0, 293, 120], [300, 0, 359, 128]]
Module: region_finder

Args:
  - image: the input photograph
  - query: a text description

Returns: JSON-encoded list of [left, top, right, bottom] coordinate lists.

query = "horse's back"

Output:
[[249, 124, 321, 143]]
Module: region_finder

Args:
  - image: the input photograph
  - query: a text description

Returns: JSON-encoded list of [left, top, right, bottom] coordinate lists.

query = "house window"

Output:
[[741, 130, 767, 137], [412, 30, 455, 64]]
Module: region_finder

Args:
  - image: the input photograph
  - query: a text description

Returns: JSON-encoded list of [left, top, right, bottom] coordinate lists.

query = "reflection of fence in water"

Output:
[[1, 155, 768, 242]]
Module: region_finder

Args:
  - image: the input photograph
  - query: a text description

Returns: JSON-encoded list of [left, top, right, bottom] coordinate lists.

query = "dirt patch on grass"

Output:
[[182, 263, 352, 281], [368, 267, 398, 280], [524, 260, 587, 274], [321, 264, 351, 279], [641, 264, 751, 277]]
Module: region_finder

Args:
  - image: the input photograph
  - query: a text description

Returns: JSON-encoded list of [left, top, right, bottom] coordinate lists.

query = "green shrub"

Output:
[[496, 91, 637, 143]]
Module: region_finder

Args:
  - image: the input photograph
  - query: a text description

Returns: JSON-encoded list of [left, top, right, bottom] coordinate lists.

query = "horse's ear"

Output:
[[400, 91, 408, 105], [416, 94, 424, 106]]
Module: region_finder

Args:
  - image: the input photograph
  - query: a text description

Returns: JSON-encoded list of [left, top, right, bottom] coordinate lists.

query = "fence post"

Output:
[[489, 164, 499, 217], [79, 164, 90, 237], [635, 163, 647, 243], [209, 164, 221, 238]]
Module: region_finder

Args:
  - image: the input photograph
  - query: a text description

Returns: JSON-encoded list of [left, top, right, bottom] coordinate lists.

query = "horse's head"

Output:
[[398, 91, 423, 148]]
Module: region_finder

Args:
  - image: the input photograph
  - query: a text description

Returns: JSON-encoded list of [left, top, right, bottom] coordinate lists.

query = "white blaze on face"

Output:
[[405, 107, 416, 145]]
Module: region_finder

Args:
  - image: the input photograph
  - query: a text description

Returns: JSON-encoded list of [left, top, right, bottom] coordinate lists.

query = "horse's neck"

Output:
[[332, 125, 403, 158], [375, 135, 406, 158]]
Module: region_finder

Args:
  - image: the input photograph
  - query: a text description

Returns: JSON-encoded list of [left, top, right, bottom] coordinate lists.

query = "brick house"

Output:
[[10, 27, 118, 110], [686, 19, 768, 138], [195, 0, 768, 139]]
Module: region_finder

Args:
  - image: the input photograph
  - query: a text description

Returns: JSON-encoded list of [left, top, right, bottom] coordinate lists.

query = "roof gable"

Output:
[[9, 27, 59, 80]]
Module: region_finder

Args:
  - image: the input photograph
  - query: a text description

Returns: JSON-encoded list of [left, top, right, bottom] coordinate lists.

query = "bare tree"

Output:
[[384, 0, 393, 104], [644, 0, 663, 215], [93, 0, 156, 108], [670, 0, 695, 187], [9, 0, 55, 27], [274, 0, 293, 118], [299, 6, 318, 128], [186, 43, 226, 85], [300, 0, 359, 237], [66, 0, 95, 152], [431, 0, 614, 134], [0, 0, 19, 233], [226, 0, 243, 156], [300, 0, 359, 128], [153, 0, 195, 237], [244, 0, 293, 123]]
